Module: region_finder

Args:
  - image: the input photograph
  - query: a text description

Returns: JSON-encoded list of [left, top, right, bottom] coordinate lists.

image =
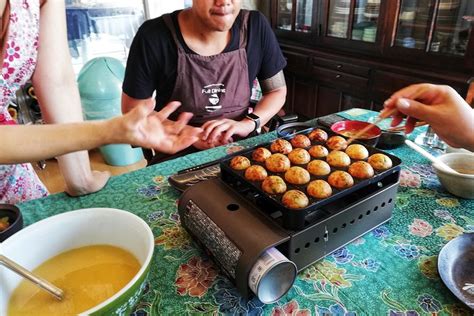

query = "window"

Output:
[[66, 0, 146, 74]]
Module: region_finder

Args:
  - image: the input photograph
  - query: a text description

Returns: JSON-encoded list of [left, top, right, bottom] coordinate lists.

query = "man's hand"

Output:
[[200, 118, 255, 145], [192, 136, 234, 150]]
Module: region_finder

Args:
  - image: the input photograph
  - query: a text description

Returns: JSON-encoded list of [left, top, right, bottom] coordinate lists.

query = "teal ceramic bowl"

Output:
[[0, 208, 154, 315]]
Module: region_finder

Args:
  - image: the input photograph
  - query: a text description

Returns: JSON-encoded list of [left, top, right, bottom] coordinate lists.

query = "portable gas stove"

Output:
[[177, 125, 401, 301]]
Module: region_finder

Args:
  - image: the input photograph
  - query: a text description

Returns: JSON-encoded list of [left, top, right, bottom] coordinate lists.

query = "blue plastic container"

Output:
[[77, 57, 143, 166]]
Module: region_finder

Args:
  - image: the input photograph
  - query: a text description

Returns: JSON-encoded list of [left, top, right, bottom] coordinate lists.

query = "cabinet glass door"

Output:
[[431, 1, 474, 55], [328, 0, 350, 38], [277, 0, 313, 32], [394, 0, 473, 55], [351, 0, 380, 42], [328, 0, 380, 41], [277, 0, 293, 30], [395, 0, 435, 49], [296, 0, 313, 32]]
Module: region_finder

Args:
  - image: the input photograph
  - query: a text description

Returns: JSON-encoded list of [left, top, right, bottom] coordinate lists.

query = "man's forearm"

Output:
[[250, 71, 288, 125], [251, 86, 287, 126]]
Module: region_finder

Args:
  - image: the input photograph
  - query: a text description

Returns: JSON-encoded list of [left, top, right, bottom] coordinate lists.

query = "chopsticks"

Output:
[[387, 121, 427, 132], [374, 86, 432, 135], [0, 255, 64, 300], [404, 140, 459, 174], [346, 108, 397, 145]]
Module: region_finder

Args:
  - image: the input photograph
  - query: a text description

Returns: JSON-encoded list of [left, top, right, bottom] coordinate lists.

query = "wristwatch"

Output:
[[245, 113, 261, 132]]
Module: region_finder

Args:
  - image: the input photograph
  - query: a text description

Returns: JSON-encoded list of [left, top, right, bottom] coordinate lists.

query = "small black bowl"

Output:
[[276, 122, 314, 138], [0, 204, 23, 242], [377, 132, 406, 149]]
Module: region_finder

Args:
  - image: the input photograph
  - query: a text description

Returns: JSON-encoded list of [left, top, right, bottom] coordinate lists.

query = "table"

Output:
[[18, 109, 474, 315]]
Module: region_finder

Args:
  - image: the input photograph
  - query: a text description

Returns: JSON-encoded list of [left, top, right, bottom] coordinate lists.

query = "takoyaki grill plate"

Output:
[[220, 125, 401, 230]]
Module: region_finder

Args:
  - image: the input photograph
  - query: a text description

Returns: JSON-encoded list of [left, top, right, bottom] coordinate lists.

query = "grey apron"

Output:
[[146, 10, 252, 165], [163, 10, 251, 125]]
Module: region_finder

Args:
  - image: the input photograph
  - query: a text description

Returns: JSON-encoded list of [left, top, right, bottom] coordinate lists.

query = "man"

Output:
[[122, 0, 287, 163]]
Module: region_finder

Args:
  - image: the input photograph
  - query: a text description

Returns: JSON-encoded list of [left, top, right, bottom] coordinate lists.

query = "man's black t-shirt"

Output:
[[122, 10, 287, 110]]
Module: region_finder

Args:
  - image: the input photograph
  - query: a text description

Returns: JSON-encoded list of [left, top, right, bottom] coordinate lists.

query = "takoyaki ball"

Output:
[[290, 134, 311, 148], [308, 128, 328, 142], [348, 161, 374, 179], [270, 139, 293, 154], [368, 153, 393, 171], [265, 153, 291, 173], [252, 147, 272, 163], [262, 175, 287, 195], [307, 180, 332, 199], [230, 156, 251, 170], [309, 145, 329, 159], [245, 165, 268, 181], [326, 136, 348, 151], [345, 144, 369, 160], [326, 150, 351, 168], [282, 190, 309, 209], [307, 160, 331, 176], [328, 171, 354, 190], [288, 148, 311, 165], [285, 166, 310, 185]]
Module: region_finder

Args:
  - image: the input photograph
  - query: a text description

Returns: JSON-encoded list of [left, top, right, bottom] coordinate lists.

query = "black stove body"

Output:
[[178, 126, 401, 300]]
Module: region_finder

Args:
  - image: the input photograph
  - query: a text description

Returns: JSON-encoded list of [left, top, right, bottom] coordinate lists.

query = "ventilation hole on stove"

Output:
[[350, 219, 355, 224], [381, 202, 386, 207], [295, 248, 301, 254], [374, 206, 379, 212], [305, 242, 310, 248], [342, 223, 347, 229], [333, 227, 338, 233], [388, 198, 393, 203], [314, 237, 320, 243], [227, 204, 239, 211], [358, 214, 363, 220], [366, 210, 371, 216]]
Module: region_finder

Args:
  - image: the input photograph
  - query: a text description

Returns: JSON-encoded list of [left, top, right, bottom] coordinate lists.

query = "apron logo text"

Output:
[[202, 83, 225, 113]]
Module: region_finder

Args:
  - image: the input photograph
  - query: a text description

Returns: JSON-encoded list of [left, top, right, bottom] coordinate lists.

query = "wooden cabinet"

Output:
[[283, 49, 371, 119], [269, 0, 474, 118], [311, 65, 368, 94], [311, 56, 370, 77]]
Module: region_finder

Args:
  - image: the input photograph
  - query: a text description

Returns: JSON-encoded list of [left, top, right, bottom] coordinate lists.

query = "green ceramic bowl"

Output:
[[0, 208, 154, 315]]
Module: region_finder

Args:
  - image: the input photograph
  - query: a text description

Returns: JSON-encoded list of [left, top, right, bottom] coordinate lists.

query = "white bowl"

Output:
[[0, 208, 154, 315], [433, 153, 474, 199], [445, 145, 472, 154]]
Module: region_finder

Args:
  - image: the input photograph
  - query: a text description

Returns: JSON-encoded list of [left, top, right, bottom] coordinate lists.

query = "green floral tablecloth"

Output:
[[18, 109, 474, 315]]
